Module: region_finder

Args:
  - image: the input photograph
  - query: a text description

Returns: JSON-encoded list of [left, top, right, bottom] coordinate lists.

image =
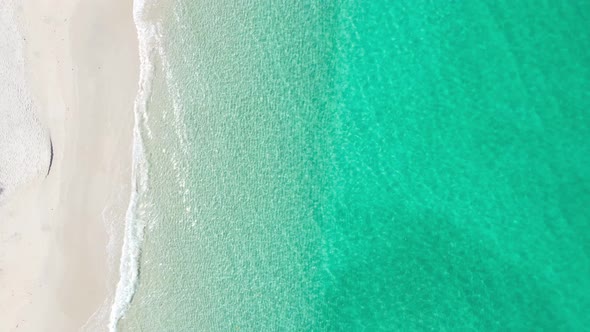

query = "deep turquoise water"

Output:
[[118, 1, 590, 330]]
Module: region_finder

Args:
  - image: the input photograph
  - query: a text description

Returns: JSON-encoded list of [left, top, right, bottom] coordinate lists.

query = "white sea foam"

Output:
[[107, 0, 157, 330], [107, 0, 196, 329], [0, 1, 50, 204]]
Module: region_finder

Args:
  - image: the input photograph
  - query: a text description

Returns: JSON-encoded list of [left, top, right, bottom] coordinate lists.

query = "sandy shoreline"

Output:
[[0, 0, 138, 331]]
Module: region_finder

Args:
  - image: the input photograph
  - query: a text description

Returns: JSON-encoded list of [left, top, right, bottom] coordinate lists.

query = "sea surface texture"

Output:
[[116, 0, 590, 330]]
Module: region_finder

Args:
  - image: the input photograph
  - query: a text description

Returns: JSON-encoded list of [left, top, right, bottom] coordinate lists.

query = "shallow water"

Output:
[[116, 1, 590, 330]]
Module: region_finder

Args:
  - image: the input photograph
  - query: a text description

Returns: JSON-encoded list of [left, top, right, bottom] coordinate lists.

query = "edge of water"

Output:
[[107, 1, 155, 330]]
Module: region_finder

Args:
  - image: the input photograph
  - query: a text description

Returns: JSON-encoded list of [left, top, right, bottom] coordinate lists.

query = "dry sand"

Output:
[[0, 0, 137, 330]]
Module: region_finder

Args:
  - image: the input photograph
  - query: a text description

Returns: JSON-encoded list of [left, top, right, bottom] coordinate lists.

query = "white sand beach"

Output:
[[0, 0, 137, 330]]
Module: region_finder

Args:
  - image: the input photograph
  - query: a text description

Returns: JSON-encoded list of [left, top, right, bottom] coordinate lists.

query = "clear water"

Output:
[[116, 0, 590, 330]]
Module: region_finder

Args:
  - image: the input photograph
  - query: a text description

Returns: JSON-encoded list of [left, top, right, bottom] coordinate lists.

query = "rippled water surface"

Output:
[[118, 1, 590, 330]]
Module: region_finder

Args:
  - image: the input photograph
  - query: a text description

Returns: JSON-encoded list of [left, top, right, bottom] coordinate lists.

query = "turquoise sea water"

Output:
[[116, 1, 590, 330]]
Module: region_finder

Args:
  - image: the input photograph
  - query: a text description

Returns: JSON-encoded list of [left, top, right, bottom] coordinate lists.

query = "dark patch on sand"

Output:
[[47, 137, 54, 177]]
